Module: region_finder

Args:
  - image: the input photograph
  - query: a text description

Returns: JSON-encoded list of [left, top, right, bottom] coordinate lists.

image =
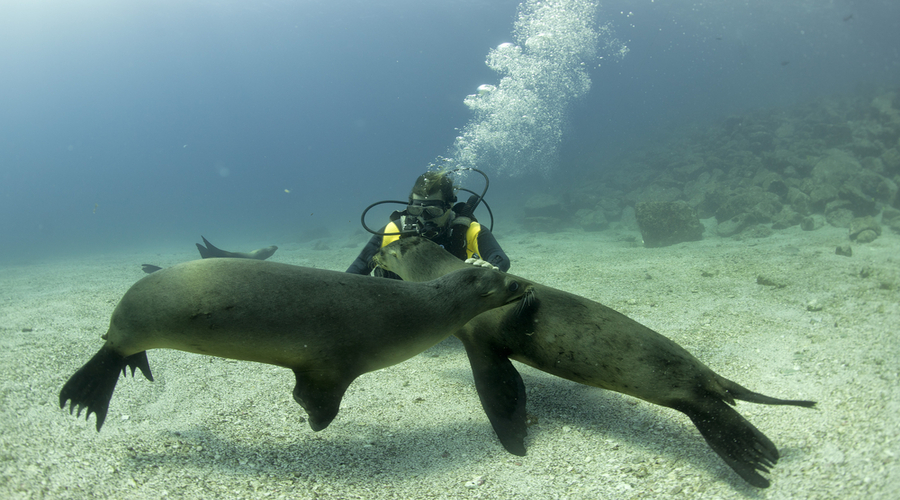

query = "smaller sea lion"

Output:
[[140, 237, 277, 274], [195, 235, 277, 260], [375, 237, 815, 488], [60, 258, 526, 433]]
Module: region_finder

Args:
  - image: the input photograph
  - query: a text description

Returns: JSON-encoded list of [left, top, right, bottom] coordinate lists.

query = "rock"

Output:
[[809, 184, 839, 210], [814, 123, 853, 147], [523, 193, 566, 219], [881, 147, 900, 174], [800, 215, 825, 231], [825, 201, 855, 228], [838, 180, 879, 216], [835, 244, 853, 257], [672, 162, 704, 181], [619, 205, 639, 231], [772, 207, 804, 229], [715, 188, 776, 223], [766, 178, 789, 198], [717, 213, 753, 237], [522, 216, 565, 233], [574, 209, 609, 232], [738, 224, 774, 239], [849, 216, 882, 241], [757, 275, 787, 288], [750, 198, 783, 223], [634, 201, 704, 247], [856, 229, 878, 243], [812, 150, 862, 187], [871, 92, 899, 121], [883, 206, 900, 232], [876, 177, 898, 205], [786, 187, 811, 215], [634, 184, 684, 204]]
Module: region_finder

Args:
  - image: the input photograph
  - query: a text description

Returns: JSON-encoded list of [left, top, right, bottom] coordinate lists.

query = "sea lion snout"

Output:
[[449, 267, 525, 306]]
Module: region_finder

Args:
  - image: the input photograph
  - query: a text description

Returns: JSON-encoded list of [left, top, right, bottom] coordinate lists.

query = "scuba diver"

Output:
[[346, 168, 509, 279]]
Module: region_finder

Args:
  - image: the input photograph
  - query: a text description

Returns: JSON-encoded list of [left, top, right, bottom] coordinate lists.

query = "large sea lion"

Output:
[[59, 258, 526, 433], [374, 237, 815, 488]]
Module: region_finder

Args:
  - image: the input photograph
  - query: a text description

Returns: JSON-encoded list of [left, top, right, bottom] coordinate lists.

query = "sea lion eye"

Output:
[[508, 281, 519, 292]]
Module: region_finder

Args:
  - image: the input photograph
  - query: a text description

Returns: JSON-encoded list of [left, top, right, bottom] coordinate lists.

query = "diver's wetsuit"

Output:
[[346, 223, 509, 279]]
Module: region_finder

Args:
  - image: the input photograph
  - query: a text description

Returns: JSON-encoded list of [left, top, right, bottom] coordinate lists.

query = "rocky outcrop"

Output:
[[533, 86, 900, 242]]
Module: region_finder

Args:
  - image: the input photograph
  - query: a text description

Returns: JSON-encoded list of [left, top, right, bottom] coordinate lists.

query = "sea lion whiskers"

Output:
[[515, 286, 537, 317]]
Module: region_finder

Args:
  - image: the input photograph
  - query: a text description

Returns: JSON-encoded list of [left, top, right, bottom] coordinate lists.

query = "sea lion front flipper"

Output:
[[460, 337, 528, 456], [291, 369, 353, 432], [141, 264, 163, 274]]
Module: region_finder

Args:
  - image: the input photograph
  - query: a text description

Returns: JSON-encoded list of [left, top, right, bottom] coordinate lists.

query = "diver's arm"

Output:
[[475, 228, 510, 272], [345, 233, 383, 275]]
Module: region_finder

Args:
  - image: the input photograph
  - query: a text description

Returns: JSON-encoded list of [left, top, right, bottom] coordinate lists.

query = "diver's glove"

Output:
[[465, 258, 499, 271]]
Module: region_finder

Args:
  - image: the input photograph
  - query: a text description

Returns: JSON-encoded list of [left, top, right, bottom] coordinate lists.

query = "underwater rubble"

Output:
[[527, 86, 900, 247]]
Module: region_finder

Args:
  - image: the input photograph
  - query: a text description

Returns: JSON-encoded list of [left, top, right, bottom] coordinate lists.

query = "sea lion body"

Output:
[[60, 258, 525, 433], [374, 237, 815, 488]]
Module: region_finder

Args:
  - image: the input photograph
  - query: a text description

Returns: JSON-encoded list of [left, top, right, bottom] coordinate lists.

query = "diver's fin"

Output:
[[291, 369, 353, 432], [461, 337, 528, 456], [59, 347, 153, 431]]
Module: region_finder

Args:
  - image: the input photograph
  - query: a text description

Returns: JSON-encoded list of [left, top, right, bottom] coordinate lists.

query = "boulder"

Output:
[[634, 201, 704, 247], [574, 209, 609, 232], [523, 193, 566, 219], [849, 216, 882, 242]]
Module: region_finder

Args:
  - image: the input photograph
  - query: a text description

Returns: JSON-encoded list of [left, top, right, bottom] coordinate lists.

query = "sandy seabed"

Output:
[[1, 224, 898, 499]]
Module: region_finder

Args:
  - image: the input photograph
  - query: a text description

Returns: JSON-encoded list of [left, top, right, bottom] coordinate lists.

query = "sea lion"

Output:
[[374, 237, 815, 488], [59, 258, 526, 433], [140, 237, 278, 275], [195, 235, 278, 260]]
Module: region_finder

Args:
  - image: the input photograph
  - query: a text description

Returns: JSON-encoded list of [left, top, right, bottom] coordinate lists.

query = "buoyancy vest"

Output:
[[380, 218, 483, 261]]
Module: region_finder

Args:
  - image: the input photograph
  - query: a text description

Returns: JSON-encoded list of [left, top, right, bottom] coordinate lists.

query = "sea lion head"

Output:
[[247, 245, 278, 260], [374, 237, 458, 281], [442, 266, 526, 309]]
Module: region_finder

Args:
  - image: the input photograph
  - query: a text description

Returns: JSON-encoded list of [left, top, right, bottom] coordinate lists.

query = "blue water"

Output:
[[1, 0, 898, 262]]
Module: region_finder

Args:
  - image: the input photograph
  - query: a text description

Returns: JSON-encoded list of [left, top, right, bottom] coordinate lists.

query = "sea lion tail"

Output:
[[59, 346, 153, 431], [725, 380, 817, 408], [675, 399, 778, 488]]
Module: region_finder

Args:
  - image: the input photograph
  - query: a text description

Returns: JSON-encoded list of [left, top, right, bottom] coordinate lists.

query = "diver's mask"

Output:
[[403, 200, 451, 238]]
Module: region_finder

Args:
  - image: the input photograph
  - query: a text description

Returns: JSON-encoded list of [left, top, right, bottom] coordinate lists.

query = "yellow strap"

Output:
[[465, 222, 482, 259]]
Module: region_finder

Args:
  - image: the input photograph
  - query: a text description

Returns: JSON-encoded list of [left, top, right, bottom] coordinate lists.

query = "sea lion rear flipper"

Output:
[[461, 337, 528, 456], [676, 399, 778, 488], [195, 236, 222, 258], [292, 369, 353, 432], [195, 242, 211, 259], [59, 347, 153, 431]]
